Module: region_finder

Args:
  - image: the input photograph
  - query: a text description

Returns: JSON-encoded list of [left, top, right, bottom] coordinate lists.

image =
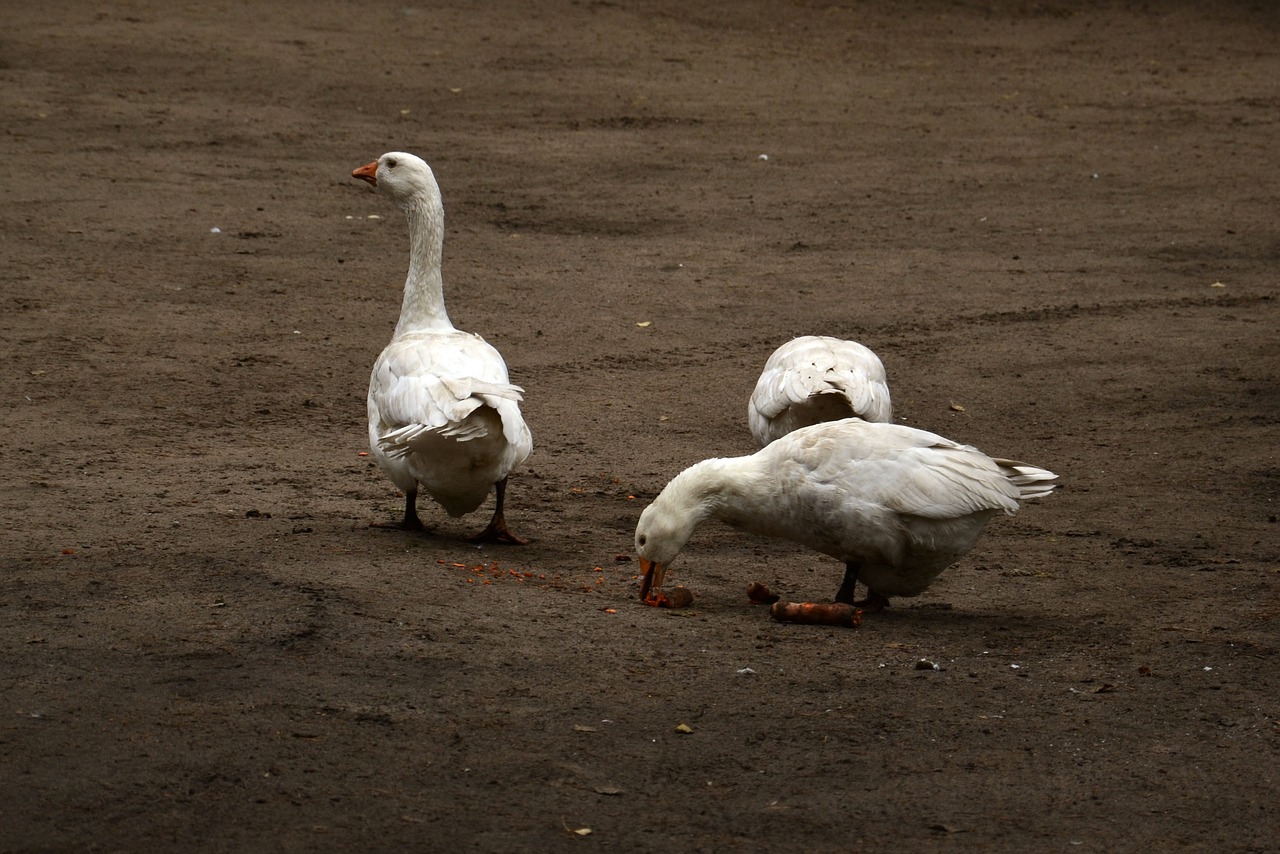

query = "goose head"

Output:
[[634, 492, 701, 603], [352, 151, 439, 207]]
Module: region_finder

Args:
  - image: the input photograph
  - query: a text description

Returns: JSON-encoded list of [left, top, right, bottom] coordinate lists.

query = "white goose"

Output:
[[748, 335, 893, 446], [353, 152, 533, 543], [635, 418, 1057, 612]]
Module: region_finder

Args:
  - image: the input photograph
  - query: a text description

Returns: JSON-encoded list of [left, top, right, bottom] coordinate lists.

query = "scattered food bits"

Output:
[[746, 581, 780, 604], [644, 587, 694, 609]]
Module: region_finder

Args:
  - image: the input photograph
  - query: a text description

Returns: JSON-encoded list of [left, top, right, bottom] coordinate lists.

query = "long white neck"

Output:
[[661, 457, 762, 528], [392, 191, 454, 337], [641, 454, 778, 566], [695, 453, 805, 542]]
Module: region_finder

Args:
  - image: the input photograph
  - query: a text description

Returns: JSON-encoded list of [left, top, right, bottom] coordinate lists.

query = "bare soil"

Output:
[[2, 2, 1278, 851]]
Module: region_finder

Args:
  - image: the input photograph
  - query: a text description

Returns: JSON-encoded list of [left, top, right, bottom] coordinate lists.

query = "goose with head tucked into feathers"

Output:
[[748, 335, 893, 446], [635, 418, 1057, 612], [352, 152, 532, 543]]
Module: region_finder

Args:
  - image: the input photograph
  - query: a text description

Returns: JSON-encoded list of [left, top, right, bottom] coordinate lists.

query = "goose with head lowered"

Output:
[[635, 418, 1057, 613], [748, 335, 893, 446], [352, 151, 532, 543]]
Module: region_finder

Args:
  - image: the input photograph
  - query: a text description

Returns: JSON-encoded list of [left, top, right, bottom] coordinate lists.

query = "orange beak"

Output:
[[638, 557, 666, 603], [352, 160, 378, 186]]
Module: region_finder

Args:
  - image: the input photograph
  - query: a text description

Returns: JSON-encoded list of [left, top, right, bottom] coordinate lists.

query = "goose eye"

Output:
[[385, 158, 397, 168], [638, 535, 647, 546]]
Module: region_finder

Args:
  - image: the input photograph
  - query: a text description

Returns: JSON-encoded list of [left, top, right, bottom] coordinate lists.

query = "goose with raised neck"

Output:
[[353, 151, 533, 543]]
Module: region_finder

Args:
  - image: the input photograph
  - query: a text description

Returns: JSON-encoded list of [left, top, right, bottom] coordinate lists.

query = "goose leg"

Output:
[[372, 490, 425, 531], [401, 491, 425, 530], [471, 477, 528, 545], [835, 561, 889, 612], [854, 591, 890, 613], [835, 561, 861, 605]]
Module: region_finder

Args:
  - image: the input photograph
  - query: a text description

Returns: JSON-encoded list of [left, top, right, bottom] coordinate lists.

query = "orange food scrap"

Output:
[[746, 581, 780, 604], [769, 601, 862, 628]]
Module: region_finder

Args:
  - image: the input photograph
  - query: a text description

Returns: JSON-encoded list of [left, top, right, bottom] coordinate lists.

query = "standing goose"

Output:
[[635, 418, 1057, 612], [748, 335, 893, 446], [353, 152, 532, 543]]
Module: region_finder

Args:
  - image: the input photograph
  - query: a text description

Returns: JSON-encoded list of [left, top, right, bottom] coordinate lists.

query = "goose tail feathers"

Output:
[[995, 459, 1060, 502]]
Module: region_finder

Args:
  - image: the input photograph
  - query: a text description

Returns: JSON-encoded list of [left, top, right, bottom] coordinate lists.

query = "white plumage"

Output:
[[353, 152, 532, 542], [748, 335, 893, 446], [635, 418, 1057, 611]]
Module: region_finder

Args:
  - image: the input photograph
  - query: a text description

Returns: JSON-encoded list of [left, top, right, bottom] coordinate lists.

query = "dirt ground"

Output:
[[2, 1, 1278, 851]]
